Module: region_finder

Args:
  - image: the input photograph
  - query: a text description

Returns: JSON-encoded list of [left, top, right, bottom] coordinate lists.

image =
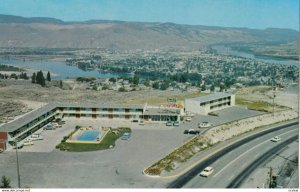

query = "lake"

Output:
[[0, 58, 118, 79], [212, 45, 299, 67]]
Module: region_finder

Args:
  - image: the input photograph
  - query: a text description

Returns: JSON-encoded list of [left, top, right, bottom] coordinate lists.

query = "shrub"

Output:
[[145, 168, 161, 176], [75, 125, 81, 130]]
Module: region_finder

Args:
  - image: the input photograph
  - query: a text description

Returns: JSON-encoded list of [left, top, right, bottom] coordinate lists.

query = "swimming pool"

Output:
[[75, 130, 101, 141]]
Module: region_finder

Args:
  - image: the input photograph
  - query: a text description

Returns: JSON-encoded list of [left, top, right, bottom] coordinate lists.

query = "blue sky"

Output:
[[0, 0, 298, 30]]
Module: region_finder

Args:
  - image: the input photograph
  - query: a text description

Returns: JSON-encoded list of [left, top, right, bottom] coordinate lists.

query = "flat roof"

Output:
[[186, 92, 233, 103], [55, 102, 146, 110], [0, 102, 146, 133], [144, 108, 181, 116], [0, 103, 57, 132]]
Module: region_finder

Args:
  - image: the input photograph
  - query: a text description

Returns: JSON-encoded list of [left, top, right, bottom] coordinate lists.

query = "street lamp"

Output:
[[14, 140, 21, 188]]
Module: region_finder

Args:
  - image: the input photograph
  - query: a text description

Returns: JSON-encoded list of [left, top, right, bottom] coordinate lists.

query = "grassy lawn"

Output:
[[56, 127, 131, 152], [236, 86, 272, 94], [236, 96, 287, 112]]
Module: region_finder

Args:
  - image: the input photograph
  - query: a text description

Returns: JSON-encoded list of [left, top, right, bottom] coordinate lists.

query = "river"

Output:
[[0, 58, 117, 79], [212, 45, 299, 67]]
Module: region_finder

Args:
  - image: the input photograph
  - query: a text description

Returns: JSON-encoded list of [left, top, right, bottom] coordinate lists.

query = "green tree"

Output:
[[118, 87, 126, 92], [152, 81, 160, 89], [109, 77, 116, 83], [92, 85, 98, 91], [201, 83, 206, 91], [102, 84, 109, 90], [31, 72, 36, 83], [59, 80, 63, 89], [220, 84, 226, 92], [36, 71, 45, 87], [179, 73, 188, 83], [143, 80, 150, 87], [10, 73, 17, 79], [160, 80, 169, 90], [0, 176, 11, 188], [46, 71, 51, 82], [210, 84, 215, 92], [133, 75, 139, 85]]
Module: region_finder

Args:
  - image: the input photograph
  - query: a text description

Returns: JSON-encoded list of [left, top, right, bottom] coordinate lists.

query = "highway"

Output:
[[167, 122, 298, 188]]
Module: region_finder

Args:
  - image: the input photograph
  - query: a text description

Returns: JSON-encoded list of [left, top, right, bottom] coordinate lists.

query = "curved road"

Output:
[[227, 134, 298, 188], [167, 122, 298, 188]]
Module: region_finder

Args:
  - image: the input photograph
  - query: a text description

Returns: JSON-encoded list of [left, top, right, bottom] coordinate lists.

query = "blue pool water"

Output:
[[76, 130, 101, 141]]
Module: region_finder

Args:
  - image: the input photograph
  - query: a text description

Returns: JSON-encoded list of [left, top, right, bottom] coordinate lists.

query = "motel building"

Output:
[[0, 93, 235, 151], [0, 102, 183, 151], [185, 92, 235, 115]]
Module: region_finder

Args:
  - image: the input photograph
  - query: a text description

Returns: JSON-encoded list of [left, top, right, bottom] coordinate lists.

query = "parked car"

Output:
[[188, 128, 195, 132], [271, 136, 281, 142], [121, 132, 131, 140], [173, 121, 180, 126], [51, 122, 59, 128], [58, 120, 66, 125], [189, 130, 200, 135], [166, 121, 173, 126], [23, 139, 34, 146], [43, 124, 56, 130], [31, 133, 44, 140], [200, 166, 214, 177], [199, 122, 213, 128], [185, 129, 200, 134], [139, 120, 145, 125], [186, 117, 192, 121]]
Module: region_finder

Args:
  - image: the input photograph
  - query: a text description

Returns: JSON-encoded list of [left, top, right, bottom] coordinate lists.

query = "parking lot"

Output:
[[1, 118, 193, 187], [0, 106, 264, 187]]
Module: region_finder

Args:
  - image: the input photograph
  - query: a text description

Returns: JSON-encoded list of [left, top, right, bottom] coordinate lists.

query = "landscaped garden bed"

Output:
[[56, 126, 131, 152]]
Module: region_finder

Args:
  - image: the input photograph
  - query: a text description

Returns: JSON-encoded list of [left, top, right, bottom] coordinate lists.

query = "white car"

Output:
[[31, 133, 44, 141], [186, 117, 192, 121], [198, 122, 213, 128], [200, 166, 214, 177], [23, 139, 34, 146], [271, 136, 281, 142]]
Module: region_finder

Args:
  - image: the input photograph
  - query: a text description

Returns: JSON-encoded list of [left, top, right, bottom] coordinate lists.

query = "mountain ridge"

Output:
[[0, 14, 297, 50]]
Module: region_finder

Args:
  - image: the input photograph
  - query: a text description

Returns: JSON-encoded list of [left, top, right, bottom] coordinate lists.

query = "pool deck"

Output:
[[66, 127, 109, 144]]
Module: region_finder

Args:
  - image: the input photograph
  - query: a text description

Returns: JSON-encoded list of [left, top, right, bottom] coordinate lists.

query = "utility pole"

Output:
[[269, 167, 272, 188], [15, 140, 21, 188], [272, 68, 278, 116], [272, 86, 275, 116]]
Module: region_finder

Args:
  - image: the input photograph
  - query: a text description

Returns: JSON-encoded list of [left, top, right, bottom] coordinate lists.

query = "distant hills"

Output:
[[0, 14, 297, 50]]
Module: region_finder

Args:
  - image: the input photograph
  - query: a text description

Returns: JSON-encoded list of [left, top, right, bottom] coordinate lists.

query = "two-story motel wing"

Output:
[[185, 93, 235, 115]]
